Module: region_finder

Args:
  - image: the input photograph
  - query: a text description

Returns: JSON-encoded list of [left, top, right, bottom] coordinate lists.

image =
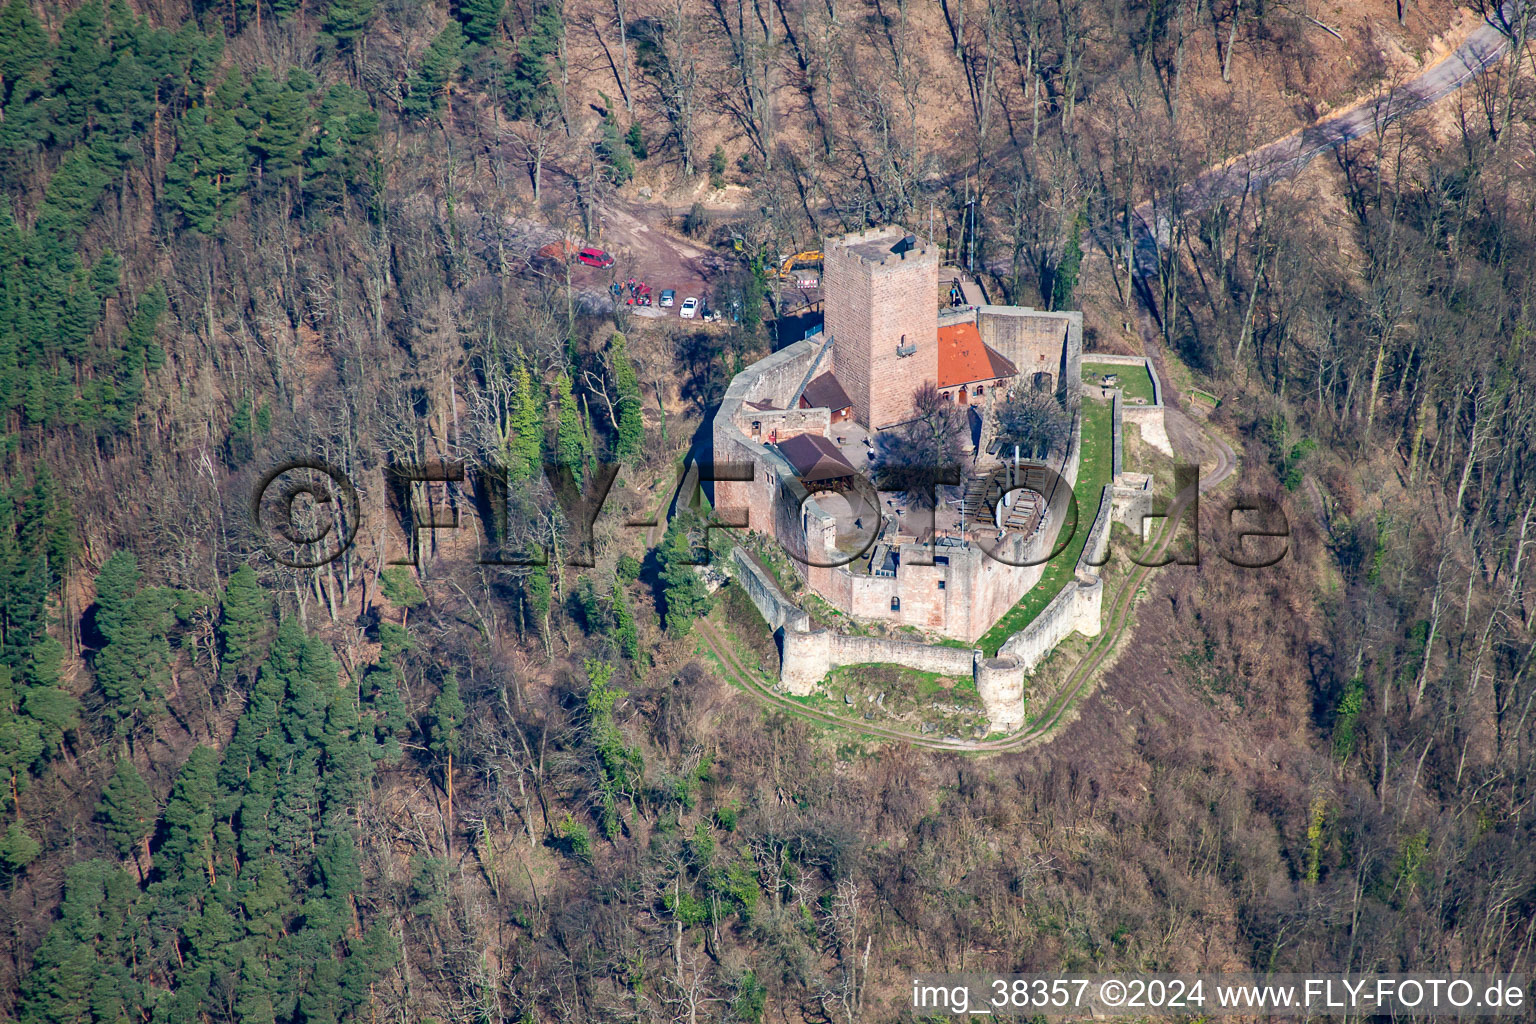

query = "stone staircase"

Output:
[[787, 331, 836, 409]]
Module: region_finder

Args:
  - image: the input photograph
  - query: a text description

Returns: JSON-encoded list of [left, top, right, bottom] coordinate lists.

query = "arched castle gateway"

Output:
[[711, 226, 1150, 732]]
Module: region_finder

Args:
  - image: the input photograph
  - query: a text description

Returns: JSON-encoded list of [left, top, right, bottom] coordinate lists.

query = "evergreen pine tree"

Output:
[[244, 68, 314, 184], [94, 580, 174, 737], [305, 83, 378, 205], [365, 624, 409, 759], [455, 0, 504, 45], [428, 670, 464, 847], [96, 758, 156, 863], [610, 333, 644, 462], [165, 106, 251, 233], [157, 745, 220, 887], [0, 0, 49, 95], [93, 549, 141, 638], [507, 363, 544, 481], [89, 248, 121, 299], [378, 566, 425, 626], [52, 2, 110, 148], [523, 564, 552, 638], [1051, 215, 1084, 311], [505, 5, 562, 119], [35, 143, 113, 244], [554, 371, 588, 482], [657, 510, 711, 633], [322, 0, 375, 48], [17, 860, 145, 1024], [0, 669, 46, 818], [234, 955, 280, 1024], [57, 269, 101, 361], [401, 23, 464, 121], [598, 112, 634, 184], [219, 564, 270, 680], [320, 674, 372, 814], [626, 121, 647, 160], [611, 582, 643, 664], [0, 821, 40, 872]]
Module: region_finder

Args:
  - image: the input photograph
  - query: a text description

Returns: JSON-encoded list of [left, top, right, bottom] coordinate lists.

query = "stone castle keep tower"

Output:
[[824, 227, 939, 429]]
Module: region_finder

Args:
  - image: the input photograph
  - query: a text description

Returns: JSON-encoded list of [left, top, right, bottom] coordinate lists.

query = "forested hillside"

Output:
[[1, 0, 1534, 1020]]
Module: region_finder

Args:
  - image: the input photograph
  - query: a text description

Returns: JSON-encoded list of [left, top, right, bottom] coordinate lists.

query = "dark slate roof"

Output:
[[775, 433, 859, 482], [799, 371, 853, 411]]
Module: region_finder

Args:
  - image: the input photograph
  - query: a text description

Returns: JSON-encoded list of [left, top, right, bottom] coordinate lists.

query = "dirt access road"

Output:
[[1130, 1, 1526, 274]]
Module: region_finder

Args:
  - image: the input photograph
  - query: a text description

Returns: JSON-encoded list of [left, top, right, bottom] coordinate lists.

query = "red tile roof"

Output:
[[937, 323, 1018, 388]]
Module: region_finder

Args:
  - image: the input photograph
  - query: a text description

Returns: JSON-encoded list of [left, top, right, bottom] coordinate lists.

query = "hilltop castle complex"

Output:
[[712, 226, 1162, 732]]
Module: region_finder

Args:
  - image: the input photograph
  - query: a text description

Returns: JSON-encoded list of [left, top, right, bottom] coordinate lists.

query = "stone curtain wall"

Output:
[[711, 338, 825, 533], [994, 575, 1103, 679], [729, 548, 811, 634], [779, 628, 977, 695]]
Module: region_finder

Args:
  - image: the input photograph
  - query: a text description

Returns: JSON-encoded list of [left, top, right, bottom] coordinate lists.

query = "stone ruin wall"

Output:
[[745, 407, 829, 443], [974, 307, 1082, 402], [1083, 352, 1173, 457]]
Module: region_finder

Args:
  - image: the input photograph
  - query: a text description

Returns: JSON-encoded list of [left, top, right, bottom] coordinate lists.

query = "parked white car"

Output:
[[679, 297, 699, 319]]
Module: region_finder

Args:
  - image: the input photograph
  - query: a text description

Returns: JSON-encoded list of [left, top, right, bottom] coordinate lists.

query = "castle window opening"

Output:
[[938, 580, 946, 590], [891, 596, 901, 611]]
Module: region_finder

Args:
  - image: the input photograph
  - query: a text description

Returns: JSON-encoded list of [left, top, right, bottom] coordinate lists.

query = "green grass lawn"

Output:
[[976, 396, 1114, 656], [1083, 360, 1156, 405]]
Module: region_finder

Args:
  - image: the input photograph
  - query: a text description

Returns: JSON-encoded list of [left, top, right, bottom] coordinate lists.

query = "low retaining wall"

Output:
[[1112, 393, 1124, 481], [1083, 354, 1173, 456]]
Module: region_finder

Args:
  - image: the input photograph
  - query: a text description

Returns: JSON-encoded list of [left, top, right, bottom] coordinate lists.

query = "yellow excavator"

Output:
[[777, 250, 823, 279]]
